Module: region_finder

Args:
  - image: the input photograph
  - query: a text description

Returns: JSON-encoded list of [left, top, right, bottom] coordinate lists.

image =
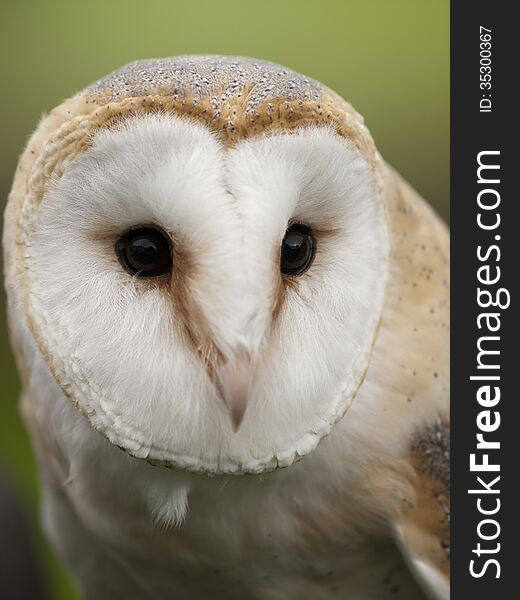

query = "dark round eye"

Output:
[[116, 227, 172, 278], [280, 223, 315, 276]]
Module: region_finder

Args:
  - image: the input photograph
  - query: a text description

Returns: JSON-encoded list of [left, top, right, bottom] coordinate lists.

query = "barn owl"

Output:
[[3, 56, 449, 600]]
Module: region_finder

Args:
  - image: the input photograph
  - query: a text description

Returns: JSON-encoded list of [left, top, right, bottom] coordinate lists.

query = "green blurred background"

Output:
[[0, 1, 448, 598]]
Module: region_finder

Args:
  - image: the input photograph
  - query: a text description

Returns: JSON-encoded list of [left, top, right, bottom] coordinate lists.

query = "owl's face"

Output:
[[13, 58, 389, 474]]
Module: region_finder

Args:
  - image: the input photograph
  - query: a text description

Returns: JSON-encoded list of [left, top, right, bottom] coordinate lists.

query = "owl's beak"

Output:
[[214, 351, 253, 432]]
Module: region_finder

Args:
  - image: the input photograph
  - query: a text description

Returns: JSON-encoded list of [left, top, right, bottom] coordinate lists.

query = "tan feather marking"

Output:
[[91, 226, 221, 381], [167, 238, 224, 381]]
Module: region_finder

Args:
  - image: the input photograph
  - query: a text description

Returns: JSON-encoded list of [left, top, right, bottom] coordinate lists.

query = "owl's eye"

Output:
[[116, 227, 172, 278], [280, 224, 316, 276]]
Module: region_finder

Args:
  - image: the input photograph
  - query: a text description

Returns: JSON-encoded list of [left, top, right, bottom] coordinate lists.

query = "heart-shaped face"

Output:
[[10, 57, 389, 474], [21, 116, 388, 474]]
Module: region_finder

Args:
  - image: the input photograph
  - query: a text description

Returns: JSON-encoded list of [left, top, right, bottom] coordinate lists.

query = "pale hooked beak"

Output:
[[215, 351, 254, 432]]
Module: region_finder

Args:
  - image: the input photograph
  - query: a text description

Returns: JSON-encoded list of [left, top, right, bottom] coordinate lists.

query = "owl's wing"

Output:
[[393, 418, 450, 600]]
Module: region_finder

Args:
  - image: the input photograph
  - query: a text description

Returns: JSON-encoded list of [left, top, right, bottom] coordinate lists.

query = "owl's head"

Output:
[[5, 57, 389, 474]]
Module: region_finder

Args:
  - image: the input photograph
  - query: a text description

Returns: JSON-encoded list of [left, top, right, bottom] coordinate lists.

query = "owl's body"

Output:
[[3, 57, 449, 599]]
